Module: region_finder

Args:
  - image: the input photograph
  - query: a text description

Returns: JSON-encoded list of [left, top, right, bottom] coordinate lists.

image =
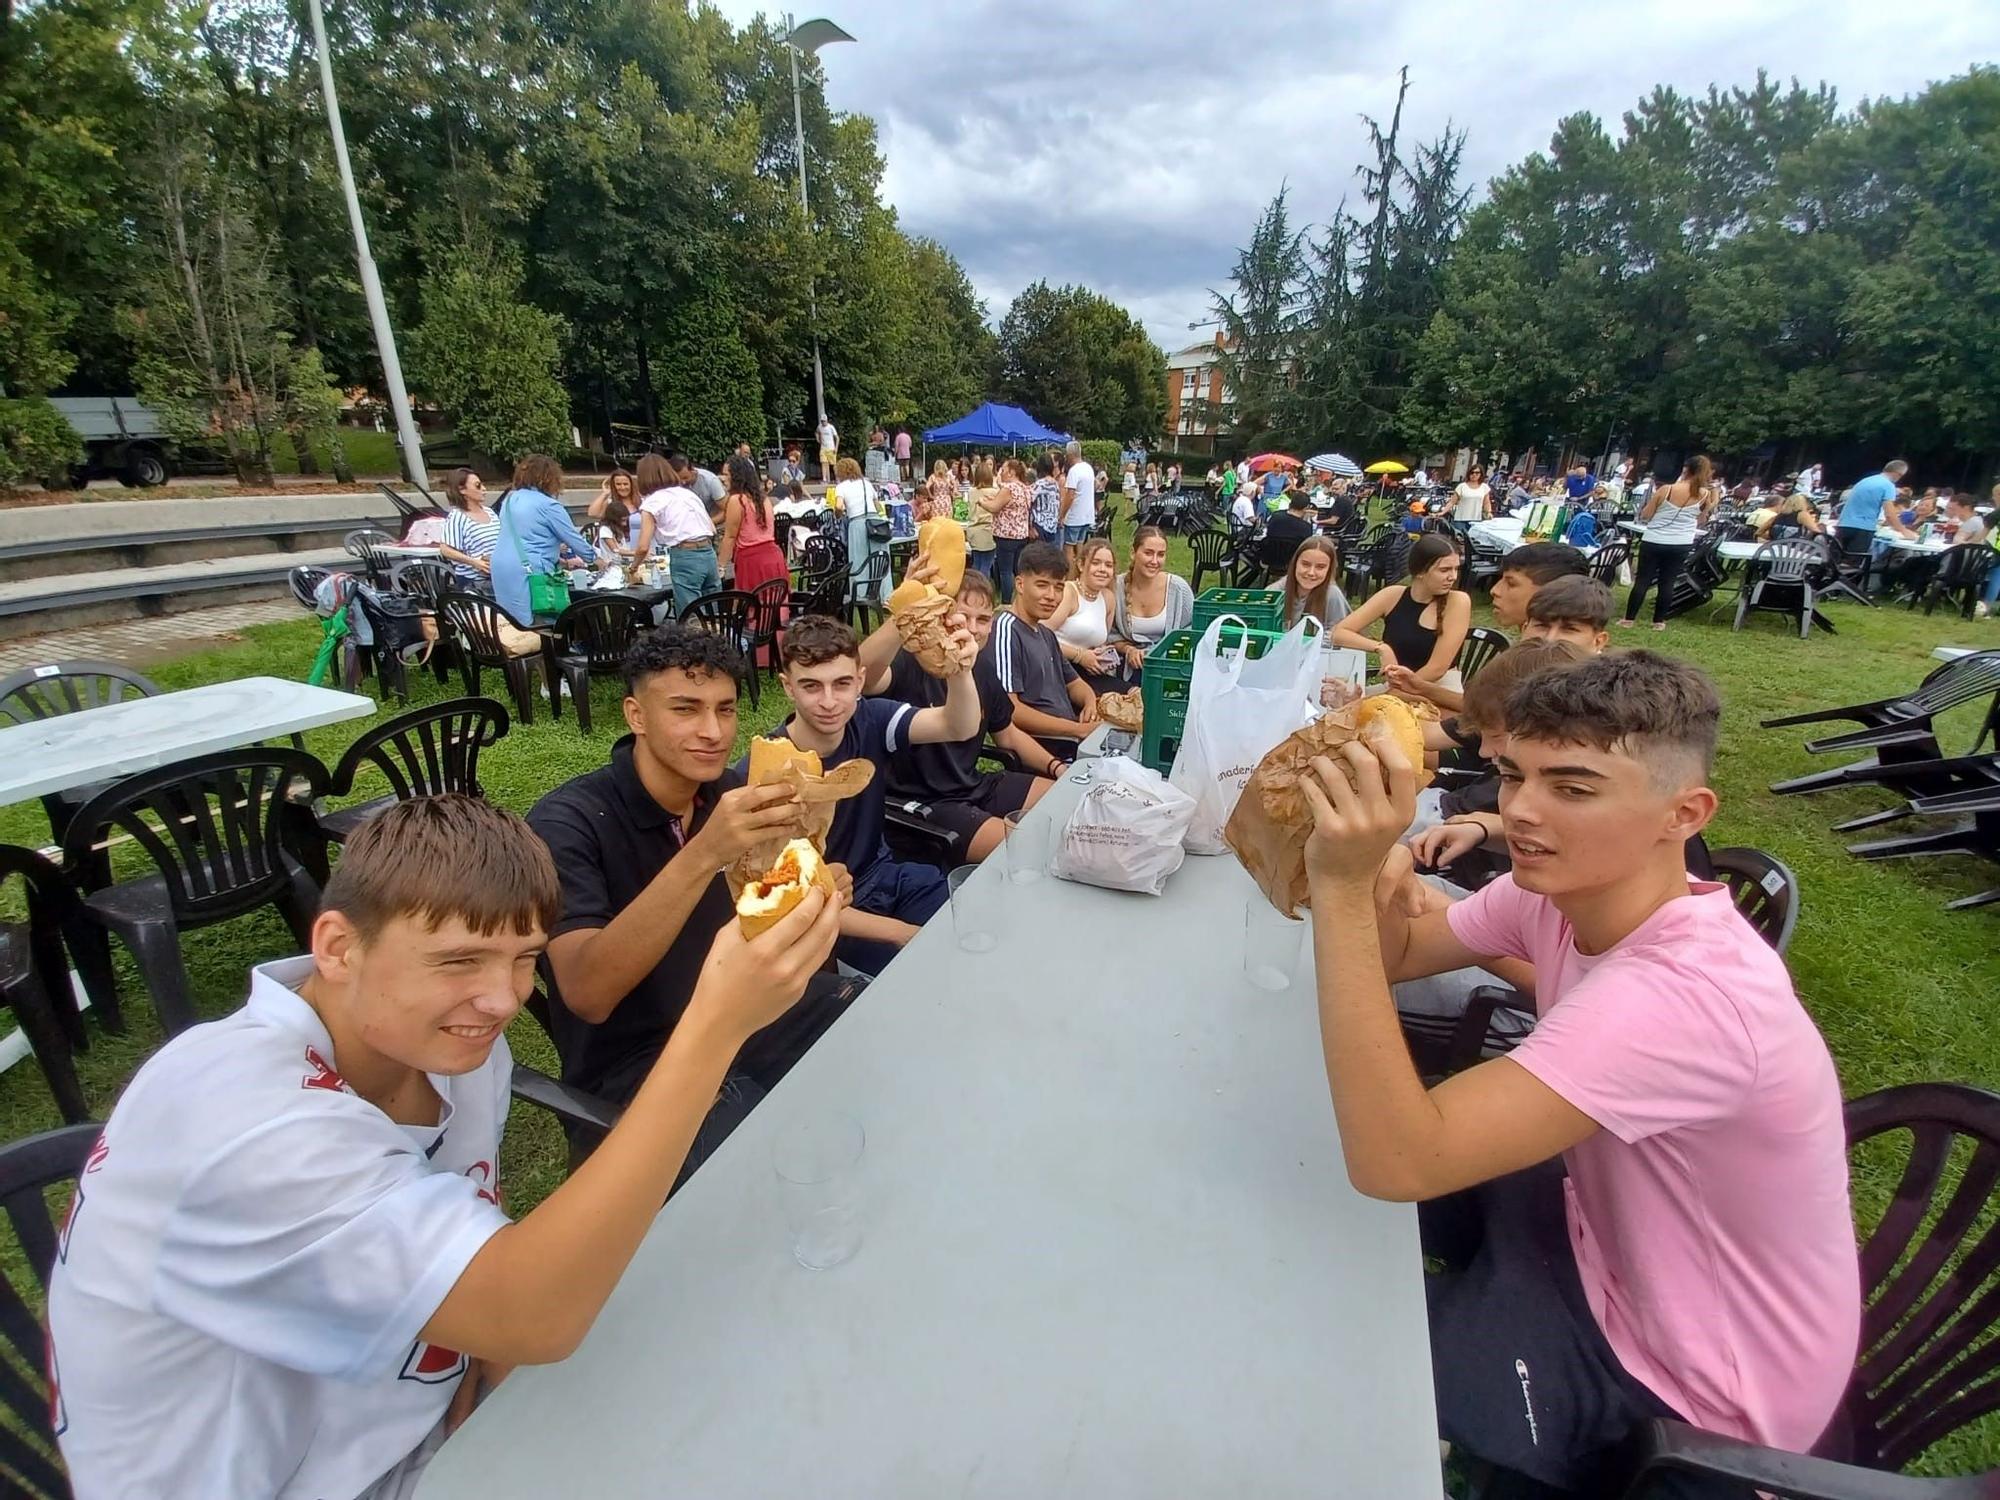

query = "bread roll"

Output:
[[916, 517, 967, 595], [736, 838, 837, 938], [1353, 695, 1426, 774], [748, 736, 821, 785]]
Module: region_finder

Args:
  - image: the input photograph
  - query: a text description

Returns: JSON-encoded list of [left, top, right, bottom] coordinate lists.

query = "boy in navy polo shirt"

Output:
[[753, 614, 982, 973]]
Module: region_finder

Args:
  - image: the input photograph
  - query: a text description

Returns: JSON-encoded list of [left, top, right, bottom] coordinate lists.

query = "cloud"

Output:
[[710, 0, 2000, 348]]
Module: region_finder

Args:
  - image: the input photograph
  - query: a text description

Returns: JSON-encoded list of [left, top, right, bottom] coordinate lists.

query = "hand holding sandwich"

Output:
[[686, 783, 809, 875]]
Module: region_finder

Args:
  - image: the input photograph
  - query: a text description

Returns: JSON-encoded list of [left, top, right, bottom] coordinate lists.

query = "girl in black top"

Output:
[[1332, 533, 1472, 691]]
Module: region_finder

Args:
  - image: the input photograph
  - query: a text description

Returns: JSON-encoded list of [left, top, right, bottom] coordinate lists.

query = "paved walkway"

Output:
[[0, 598, 301, 675]]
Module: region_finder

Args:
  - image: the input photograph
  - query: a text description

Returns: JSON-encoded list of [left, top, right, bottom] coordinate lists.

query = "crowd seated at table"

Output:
[[43, 481, 1890, 1500]]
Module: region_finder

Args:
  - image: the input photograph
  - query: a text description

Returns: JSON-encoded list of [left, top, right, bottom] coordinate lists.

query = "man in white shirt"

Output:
[[816, 416, 839, 485], [48, 794, 842, 1500], [1230, 485, 1258, 529], [1059, 439, 1096, 572]]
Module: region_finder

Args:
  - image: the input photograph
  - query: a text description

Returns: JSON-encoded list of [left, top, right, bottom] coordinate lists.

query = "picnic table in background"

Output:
[[416, 772, 1442, 1499]]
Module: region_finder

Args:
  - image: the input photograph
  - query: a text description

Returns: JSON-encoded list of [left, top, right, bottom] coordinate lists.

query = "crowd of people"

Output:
[[44, 427, 1944, 1500]]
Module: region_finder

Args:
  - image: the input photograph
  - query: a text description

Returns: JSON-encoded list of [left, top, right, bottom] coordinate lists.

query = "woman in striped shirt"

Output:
[[439, 468, 501, 590]]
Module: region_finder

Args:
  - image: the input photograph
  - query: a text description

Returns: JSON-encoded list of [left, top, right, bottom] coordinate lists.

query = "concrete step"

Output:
[[0, 547, 354, 640]]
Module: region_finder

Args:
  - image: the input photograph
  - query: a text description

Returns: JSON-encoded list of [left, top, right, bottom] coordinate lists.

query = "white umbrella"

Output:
[[1306, 452, 1362, 477]]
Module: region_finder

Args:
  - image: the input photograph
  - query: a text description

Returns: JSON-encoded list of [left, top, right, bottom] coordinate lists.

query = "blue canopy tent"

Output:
[[923, 402, 1071, 455]]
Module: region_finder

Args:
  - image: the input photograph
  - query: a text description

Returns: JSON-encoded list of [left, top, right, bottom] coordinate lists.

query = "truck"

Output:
[[48, 396, 226, 487]]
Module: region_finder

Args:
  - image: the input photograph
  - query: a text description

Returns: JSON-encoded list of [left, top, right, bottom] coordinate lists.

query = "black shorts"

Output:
[[1422, 1159, 1703, 1495], [911, 770, 1038, 845]]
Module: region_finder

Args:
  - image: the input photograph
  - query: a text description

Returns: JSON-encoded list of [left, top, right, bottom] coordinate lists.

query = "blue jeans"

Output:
[[667, 544, 720, 617], [1983, 561, 2000, 608], [994, 536, 1027, 603], [968, 549, 996, 578]]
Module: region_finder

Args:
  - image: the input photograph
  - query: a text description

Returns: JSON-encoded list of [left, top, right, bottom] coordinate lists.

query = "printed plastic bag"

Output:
[[1049, 756, 1196, 895], [1169, 614, 1325, 855]]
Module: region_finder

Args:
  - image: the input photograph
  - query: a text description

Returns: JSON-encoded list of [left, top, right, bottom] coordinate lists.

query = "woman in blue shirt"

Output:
[[491, 453, 601, 624]]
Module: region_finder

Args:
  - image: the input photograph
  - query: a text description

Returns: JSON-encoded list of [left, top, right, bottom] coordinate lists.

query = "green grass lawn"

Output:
[[4, 532, 1999, 1474], [271, 426, 408, 477]]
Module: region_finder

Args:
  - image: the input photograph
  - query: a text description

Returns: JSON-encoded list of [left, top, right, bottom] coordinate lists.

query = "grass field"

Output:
[[4, 530, 1998, 1475], [271, 427, 407, 477]]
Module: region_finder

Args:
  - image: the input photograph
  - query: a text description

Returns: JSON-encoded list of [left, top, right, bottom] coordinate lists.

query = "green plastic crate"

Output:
[[1190, 587, 1282, 636], [1137, 623, 1285, 772]]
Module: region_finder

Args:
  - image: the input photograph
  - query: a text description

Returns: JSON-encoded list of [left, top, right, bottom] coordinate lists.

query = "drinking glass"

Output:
[[771, 1113, 865, 1270], [947, 863, 996, 953], [1244, 896, 1306, 992], [1004, 808, 1047, 884]]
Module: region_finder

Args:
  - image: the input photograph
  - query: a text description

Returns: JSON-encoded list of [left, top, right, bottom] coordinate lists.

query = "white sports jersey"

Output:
[[48, 957, 512, 1500]]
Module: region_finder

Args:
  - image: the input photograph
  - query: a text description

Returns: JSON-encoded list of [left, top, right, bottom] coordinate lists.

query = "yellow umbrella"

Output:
[[1364, 460, 1410, 475]]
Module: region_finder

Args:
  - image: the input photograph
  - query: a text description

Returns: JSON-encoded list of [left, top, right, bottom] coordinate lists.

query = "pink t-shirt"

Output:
[[1446, 877, 1859, 1453]]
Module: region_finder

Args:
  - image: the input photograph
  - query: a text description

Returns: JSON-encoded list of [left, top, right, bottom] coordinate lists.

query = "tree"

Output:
[[994, 282, 1163, 439], [653, 270, 765, 461], [409, 247, 572, 462], [1206, 187, 1304, 450]]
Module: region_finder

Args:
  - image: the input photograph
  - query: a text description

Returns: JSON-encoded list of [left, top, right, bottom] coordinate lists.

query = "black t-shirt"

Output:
[[734, 698, 915, 880], [1261, 510, 1317, 569], [880, 649, 1013, 801], [1325, 494, 1357, 529], [525, 737, 741, 1099]]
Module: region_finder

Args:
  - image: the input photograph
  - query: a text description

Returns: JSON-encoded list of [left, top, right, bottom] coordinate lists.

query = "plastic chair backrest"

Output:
[[1708, 845, 1799, 954], [0, 1122, 102, 1498], [1589, 537, 1629, 583], [1934, 545, 1993, 589], [61, 748, 328, 925], [288, 565, 331, 610], [397, 559, 454, 608], [1830, 1082, 2000, 1470], [328, 696, 510, 802], [440, 592, 530, 665], [1755, 537, 1820, 584], [0, 661, 160, 726], [1455, 627, 1511, 684], [555, 595, 651, 669], [1908, 650, 2000, 718], [679, 590, 758, 652], [750, 578, 790, 641]]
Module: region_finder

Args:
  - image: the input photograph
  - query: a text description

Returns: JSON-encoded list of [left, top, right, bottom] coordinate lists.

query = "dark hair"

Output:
[[1524, 575, 1613, 630], [1498, 541, 1589, 586], [785, 480, 807, 502], [443, 467, 480, 509], [1289, 489, 1314, 511], [1459, 638, 1587, 736], [621, 622, 743, 695], [1035, 452, 1058, 479], [726, 453, 768, 526], [780, 614, 860, 670], [666, 451, 692, 473], [512, 454, 564, 496], [1281, 535, 1340, 627], [322, 794, 559, 941], [1503, 649, 1722, 783], [1017, 541, 1068, 579], [1406, 533, 1460, 579], [635, 453, 676, 493]]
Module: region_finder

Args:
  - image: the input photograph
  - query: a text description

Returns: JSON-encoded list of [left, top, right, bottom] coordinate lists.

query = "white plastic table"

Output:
[[379, 543, 443, 558], [417, 775, 1442, 1499], [0, 676, 376, 805], [1934, 646, 1974, 663]]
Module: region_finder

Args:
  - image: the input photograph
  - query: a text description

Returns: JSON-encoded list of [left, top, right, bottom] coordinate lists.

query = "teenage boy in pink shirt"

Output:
[[1296, 650, 1858, 1493]]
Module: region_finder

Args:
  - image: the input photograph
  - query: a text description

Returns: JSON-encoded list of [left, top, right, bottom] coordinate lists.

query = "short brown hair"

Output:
[[955, 569, 995, 607], [1459, 638, 1586, 735], [512, 453, 564, 496], [322, 795, 559, 941], [635, 453, 675, 493], [1524, 575, 1613, 631], [780, 614, 859, 671], [835, 457, 862, 482], [1503, 649, 1721, 784]]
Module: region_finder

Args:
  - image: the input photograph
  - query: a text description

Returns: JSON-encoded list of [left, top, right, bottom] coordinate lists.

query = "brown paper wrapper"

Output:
[[728, 759, 876, 898], [1098, 690, 1144, 733], [1223, 706, 1435, 917]]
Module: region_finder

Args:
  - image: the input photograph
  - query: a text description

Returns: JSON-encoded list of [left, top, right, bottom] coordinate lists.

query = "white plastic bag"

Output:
[[1049, 756, 1196, 895], [1170, 614, 1325, 854]]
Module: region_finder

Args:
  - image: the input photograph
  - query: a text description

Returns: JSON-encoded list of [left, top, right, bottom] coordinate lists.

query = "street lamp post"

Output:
[[305, 0, 427, 486], [785, 16, 854, 430]]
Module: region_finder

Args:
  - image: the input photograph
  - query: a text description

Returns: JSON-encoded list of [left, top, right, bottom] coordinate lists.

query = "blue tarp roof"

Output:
[[923, 402, 1071, 446]]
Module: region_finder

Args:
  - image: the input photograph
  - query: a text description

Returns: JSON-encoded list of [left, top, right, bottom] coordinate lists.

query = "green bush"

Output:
[[653, 271, 763, 467], [410, 248, 572, 466], [1078, 439, 1123, 473], [0, 394, 83, 488]]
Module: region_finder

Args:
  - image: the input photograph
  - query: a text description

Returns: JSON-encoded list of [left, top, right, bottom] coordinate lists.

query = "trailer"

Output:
[[48, 396, 226, 487]]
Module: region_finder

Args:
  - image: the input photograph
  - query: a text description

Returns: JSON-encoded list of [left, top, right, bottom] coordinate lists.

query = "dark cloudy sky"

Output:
[[712, 1, 1998, 350]]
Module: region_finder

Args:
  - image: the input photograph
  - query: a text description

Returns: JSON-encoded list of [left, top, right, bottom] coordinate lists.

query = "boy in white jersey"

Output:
[[48, 793, 842, 1498]]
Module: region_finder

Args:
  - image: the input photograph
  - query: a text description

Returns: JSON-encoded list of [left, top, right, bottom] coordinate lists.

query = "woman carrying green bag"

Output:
[[491, 453, 603, 625]]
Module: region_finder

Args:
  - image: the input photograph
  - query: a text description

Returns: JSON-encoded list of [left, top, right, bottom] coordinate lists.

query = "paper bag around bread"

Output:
[[729, 737, 876, 897], [1224, 699, 1434, 917]]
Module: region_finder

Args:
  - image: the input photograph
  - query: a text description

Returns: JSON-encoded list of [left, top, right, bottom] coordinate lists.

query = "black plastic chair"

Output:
[[1710, 845, 1800, 954], [548, 595, 651, 732], [0, 847, 92, 1122], [1735, 538, 1830, 639], [0, 1121, 102, 1499], [847, 549, 891, 627], [397, 558, 454, 609], [1615, 1082, 2000, 1497], [0, 661, 163, 855], [294, 698, 511, 881], [287, 564, 331, 610], [438, 591, 547, 726], [679, 590, 762, 706], [1454, 627, 1511, 685], [1847, 781, 2000, 911], [1917, 546, 1993, 620], [1588, 536, 1630, 587], [1398, 985, 1536, 1083], [343, 527, 398, 587], [62, 749, 328, 1036], [748, 576, 790, 674], [1189, 529, 1234, 594], [1769, 651, 2000, 799]]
